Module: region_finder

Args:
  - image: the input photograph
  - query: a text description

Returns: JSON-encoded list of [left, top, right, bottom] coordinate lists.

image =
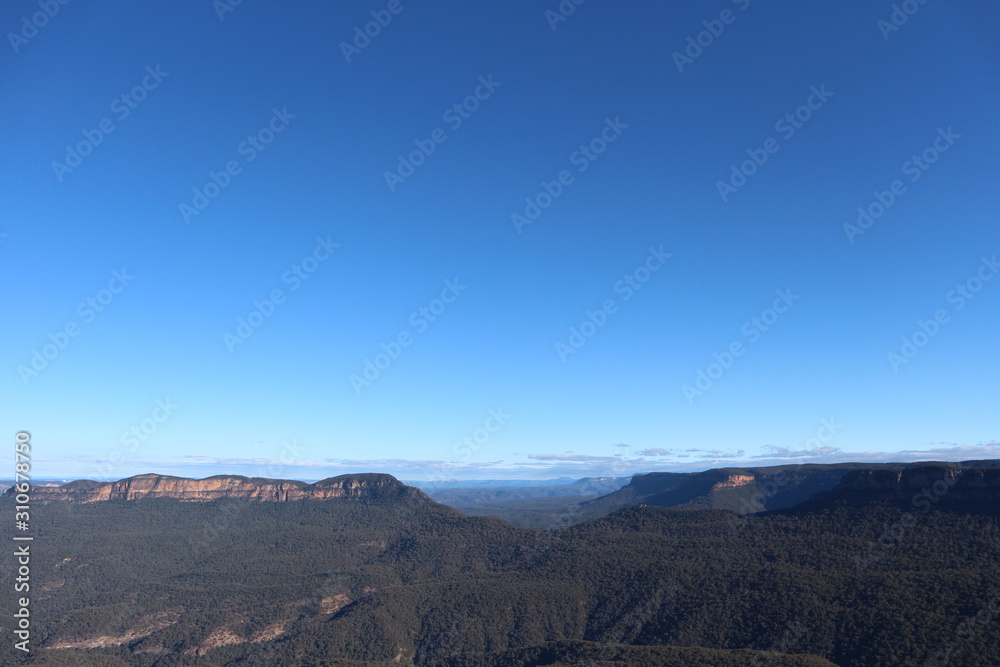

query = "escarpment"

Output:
[[10, 473, 430, 504]]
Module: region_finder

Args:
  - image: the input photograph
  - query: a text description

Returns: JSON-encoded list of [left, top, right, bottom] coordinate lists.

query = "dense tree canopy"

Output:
[[2, 467, 998, 666]]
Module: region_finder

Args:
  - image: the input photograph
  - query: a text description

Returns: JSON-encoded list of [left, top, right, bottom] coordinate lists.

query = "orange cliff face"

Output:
[[711, 474, 757, 491], [11, 473, 430, 504]]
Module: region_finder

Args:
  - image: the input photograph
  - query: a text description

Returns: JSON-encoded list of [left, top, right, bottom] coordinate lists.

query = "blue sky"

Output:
[[2, 0, 998, 482]]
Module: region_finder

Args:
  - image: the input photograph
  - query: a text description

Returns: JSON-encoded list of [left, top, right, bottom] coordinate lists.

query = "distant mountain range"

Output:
[[407, 477, 583, 492], [425, 476, 629, 504]]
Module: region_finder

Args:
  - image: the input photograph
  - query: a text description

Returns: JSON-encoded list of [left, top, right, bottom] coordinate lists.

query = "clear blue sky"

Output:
[[2, 0, 998, 481]]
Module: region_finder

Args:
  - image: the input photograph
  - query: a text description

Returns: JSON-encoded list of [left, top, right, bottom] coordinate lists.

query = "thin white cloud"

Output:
[[27, 443, 1000, 482], [755, 445, 841, 459], [528, 453, 619, 462], [702, 442, 1000, 469]]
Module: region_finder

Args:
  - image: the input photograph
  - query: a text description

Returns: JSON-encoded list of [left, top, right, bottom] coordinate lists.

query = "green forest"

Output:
[[2, 466, 998, 666]]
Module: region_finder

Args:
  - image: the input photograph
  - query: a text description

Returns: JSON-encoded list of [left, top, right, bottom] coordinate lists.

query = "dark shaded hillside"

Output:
[[2, 464, 999, 666], [572, 459, 1000, 525], [442, 494, 601, 529], [442, 640, 839, 666]]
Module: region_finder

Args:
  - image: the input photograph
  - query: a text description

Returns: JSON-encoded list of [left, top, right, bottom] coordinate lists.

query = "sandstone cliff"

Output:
[[11, 473, 431, 504], [835, 464, 1000, 501]]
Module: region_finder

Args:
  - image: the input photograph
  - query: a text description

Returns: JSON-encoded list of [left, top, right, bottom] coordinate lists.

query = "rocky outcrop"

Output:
[[836, 464, 1000, 501], [10, 473, 430, 504], [711, 474, 756, 490], [47, 610, 181, 649]]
